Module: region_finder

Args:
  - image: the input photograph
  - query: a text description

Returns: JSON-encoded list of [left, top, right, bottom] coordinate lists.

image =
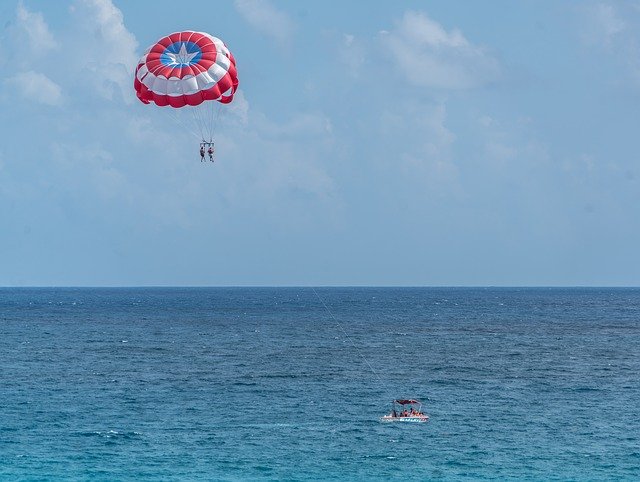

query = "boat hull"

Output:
[[380, 415, 429, 423]]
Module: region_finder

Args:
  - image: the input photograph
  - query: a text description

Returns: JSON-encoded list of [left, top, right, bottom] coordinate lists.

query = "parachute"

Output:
[[134, 31, 239, 154]]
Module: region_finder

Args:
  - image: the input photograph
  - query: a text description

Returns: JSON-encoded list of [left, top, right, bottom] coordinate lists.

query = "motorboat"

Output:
[[380, 399, 429, 423]]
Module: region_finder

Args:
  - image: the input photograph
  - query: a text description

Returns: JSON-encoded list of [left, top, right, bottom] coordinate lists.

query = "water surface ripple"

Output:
[[1, 288, 638, 480]]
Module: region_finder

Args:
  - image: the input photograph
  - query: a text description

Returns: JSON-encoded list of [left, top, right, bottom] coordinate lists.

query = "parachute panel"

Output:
[[134, 31, 238, 109]]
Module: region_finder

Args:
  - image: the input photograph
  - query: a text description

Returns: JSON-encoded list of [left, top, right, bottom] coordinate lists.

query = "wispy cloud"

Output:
[[234, 0, 294, 46], [581, 2, 625, 47], [224, 107, 337, 203], [579, 2, 640, 85], [16, 1, 58, 53], [52, 142, 131, 202], [381, 11, 500, 89], [6, 71, 63, 106], [340, 34, 366, 78], [387, 101, 460, 196], [68, 0, 139, 102]]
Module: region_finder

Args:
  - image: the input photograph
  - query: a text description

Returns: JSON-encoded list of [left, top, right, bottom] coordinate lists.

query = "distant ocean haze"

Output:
[[1, 287, 638, 480]]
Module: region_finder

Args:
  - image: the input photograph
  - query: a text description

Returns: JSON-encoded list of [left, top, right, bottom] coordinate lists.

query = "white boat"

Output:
[[380, 399, 429, 423]]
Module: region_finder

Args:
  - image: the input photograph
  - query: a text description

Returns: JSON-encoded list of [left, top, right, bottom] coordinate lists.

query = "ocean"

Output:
[[1, 287, 639, 480]]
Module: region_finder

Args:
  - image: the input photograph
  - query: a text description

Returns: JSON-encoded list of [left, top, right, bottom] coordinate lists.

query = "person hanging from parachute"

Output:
[[198, 141, 214, 161], [134, 31, 238, 163]]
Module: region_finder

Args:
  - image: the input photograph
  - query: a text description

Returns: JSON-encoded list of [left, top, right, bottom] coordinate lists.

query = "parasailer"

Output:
[[133, 31, 238, 162], [198, 142, 214, 162]]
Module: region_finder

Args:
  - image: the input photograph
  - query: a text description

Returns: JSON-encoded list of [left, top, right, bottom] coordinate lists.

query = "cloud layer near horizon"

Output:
[[1, 0, 639, 286]]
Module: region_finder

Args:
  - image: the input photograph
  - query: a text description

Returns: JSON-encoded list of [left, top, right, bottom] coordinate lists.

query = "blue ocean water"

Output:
[[1, 287, 639, 480]]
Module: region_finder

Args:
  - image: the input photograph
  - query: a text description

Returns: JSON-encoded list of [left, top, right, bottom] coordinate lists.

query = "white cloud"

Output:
[[124, 91, 338, 221], [377, 101, 461, 197], [581, 3, 625, 47], [6, 71, 63, 106], [232, 112, 336, 199], [381, 11, 500, 89], [67, 0, 139, 102], [340, 33, 365, 78], [477, 115, 517, 165], [227, 89, 250, 126], [125, 115, 155, 144], [234, 0, 294, 45], [51, 142, 131, 202], [16, 1, 58, 53], [250, 146, 336, 200], [4, 0, 138, 103], [485, 140, 517, 165], [254, 111, 333, 140], [579, 2, 640, 84]]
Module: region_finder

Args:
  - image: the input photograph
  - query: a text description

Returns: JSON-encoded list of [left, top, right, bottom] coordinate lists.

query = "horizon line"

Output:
[[2, 285, 640, 289]]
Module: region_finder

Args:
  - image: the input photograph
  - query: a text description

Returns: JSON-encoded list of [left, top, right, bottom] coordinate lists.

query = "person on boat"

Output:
[[207, 145, 214, 162], [401, 409, 408, 417], [199, 145, 205, 161], [392, 408, 398, 418]]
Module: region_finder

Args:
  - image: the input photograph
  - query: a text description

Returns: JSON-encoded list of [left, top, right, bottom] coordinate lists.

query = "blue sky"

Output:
[[0, 0, 639, 286]]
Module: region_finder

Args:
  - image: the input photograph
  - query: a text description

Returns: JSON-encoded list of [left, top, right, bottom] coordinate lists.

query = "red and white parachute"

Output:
[[134, 31, 238, 144]]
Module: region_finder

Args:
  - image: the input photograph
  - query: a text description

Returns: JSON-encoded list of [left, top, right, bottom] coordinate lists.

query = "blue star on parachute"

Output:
[[165, 43, 199, 66]]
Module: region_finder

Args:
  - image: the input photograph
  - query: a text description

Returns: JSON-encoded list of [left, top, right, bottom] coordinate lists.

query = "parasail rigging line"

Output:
[[207, 101, 216, 141], [167, 108, 201, 140], [191, 105, 205, 141], [210, 101, 223, 140], [311, 287, 386, 387]]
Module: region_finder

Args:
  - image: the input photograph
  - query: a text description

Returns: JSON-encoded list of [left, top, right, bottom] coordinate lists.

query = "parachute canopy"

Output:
[[134, 31, 238, 108]]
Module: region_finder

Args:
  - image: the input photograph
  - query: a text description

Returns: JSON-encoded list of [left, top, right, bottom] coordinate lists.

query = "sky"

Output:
[[0, 0, 639, 286]]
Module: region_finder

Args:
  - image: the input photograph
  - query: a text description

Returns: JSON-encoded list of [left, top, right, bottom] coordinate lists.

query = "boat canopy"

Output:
[[394, 399, 420, 405]]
